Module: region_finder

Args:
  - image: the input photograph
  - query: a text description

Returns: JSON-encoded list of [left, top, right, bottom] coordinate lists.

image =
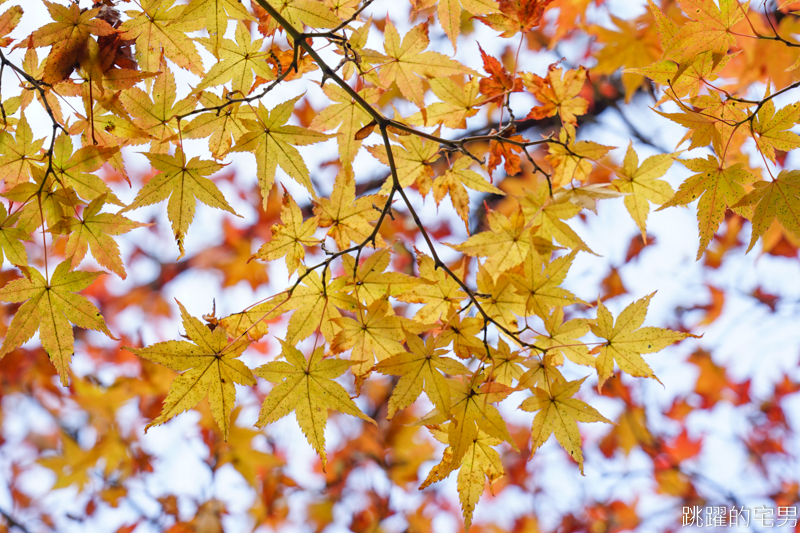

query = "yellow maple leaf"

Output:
[[255, 340, 375, 469], [591, 293, 693, 389], [520, 376, 611, 474], [376, 332, 470, 418], [0, 113, 45, 188], [126, 301, 254, 440], [252, 192, 319, 275], [397, 253, 467, 323], [507, 250, 587, 319], [341, 247, 420, 305], [181, 0, 254, 58], [122, 149, 238, 259], [433, 155, 504, 229], [662, 0, 749, 64], [611, 144, 676, 240], [405, 78, 482, 129], [733, 170, 800, 252], [546, 126, 613, 188], [194, 22, 274, 95], [751, 93, 800, 164]]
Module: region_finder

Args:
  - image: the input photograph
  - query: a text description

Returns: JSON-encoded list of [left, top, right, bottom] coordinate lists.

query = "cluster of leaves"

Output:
[[0, 0, 799, 531]]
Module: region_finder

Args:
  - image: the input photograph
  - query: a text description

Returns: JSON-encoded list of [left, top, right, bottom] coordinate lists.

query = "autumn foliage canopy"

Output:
[[0, 0, 799, 531]]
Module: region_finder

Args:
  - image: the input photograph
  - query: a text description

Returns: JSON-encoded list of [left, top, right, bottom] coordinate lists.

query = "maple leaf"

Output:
[[52, 195, 149, 279], [751, 95, 800, 164], [627, 51, 734, 106], [611, 144, 675, 240], [546, 126, 613, 188], [120, 62, 198, 154], [523, 66, 589, 126], [397, 253, 466, 323], [438, 0, 498, 50], [314, 169, 387, 250], [0, 261, 115, 385], [520, 376, 611, 473], [229, 95, 330, 203], [535, 308, 595, 367], [520, 180, 595, 253], [255, 340, 375, 469], [476, 0, 555, 37], [368, 134, 440, 196], [29, 1, 116, 84], [194, 22, 274, 95], [331, 297, 406, 378], [252, 192, 319, 275], [486, 340, 527, 386], [662, 0, 749, 64], [37, 432, 101, 491], [374, 20, 477, 108], [658, 156, 756, 258], [0, 114, 45, 188], [733, 170, 800, 252], [0, 5, 22, 48], [487, 135, 526, 176], [591, 293, 693, 390], [51, 134, 122, 206], [476, 267, 526, 332], [440, 315, 485, 359], [418, 376, 518, 472], [183, 92, 251, 160], [478, 45, 523, 103], [122, 150, 238, 259], [341, 247, 420, 305], [258, 0, 341, 32], [405, 78, 481, 129], [507, 250, 587, 319], [125, 301, 255, 440], [449, 207, 533, 279], [421, 425, 504, 531], [376, 332, 470, 418], [119, 0, 205, 76], [283, 268, 357, 343], [309, 85, 380, 170], [433, 155, 504, 229], [181, 0, 254, 58], [0, 202, 29, 269]]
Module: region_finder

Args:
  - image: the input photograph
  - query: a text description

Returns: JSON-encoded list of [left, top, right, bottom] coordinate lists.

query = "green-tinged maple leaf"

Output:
[[421, 425, 504, 531], [507, 250, 587, 319], [476, 0, 554, 37], [252, 192, 319, 275], [657, 156, 756, 258], [120, 62, 198, 154], [122, 150, 238, 259], [258, 0, 341, 32], [0, 114, 45, 188], [417, 376, 518, 471], [662, 0, 749, 64], [476, 267, 526, 333], [751, 95, 800, 164], [367, 134, 440, 196], [29, 1, 116, 84], [181, 0, 254, 58], [313, 169, 387, 250], [283, 268, 357, 343], [591, 293, 693, 390], [437, 0, 498, 50], [125, 301, 255, 440], [376, 332, 470, 418], [309, 85, 380, 170], [406, 78, 482, 129], [183, 92, 251, 160], [51, 195, 150, 279], [255, 340, 375, 469], [536, 308, 594, 367], [520, 376, 611, 473], [0, 201, 29, 268], [0, 261, 115, 385], [341, 247, 419, 305], [520, 180, 595, 253], [433, 156, 504, 229], [733, 170, 800, 252], [229, 95, 330, 203], [51, 134, 122, 205], [194, 22, 274, 95], [119, 0, 205, 76], [331, 297, 406, 378], [611, 144, 675, 240], [397, 253, 466, 324], [448, 208, 533, 279], [2, 167, 79, 235], [522, 66, 589, 126], [373, 20, 477, 107]]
